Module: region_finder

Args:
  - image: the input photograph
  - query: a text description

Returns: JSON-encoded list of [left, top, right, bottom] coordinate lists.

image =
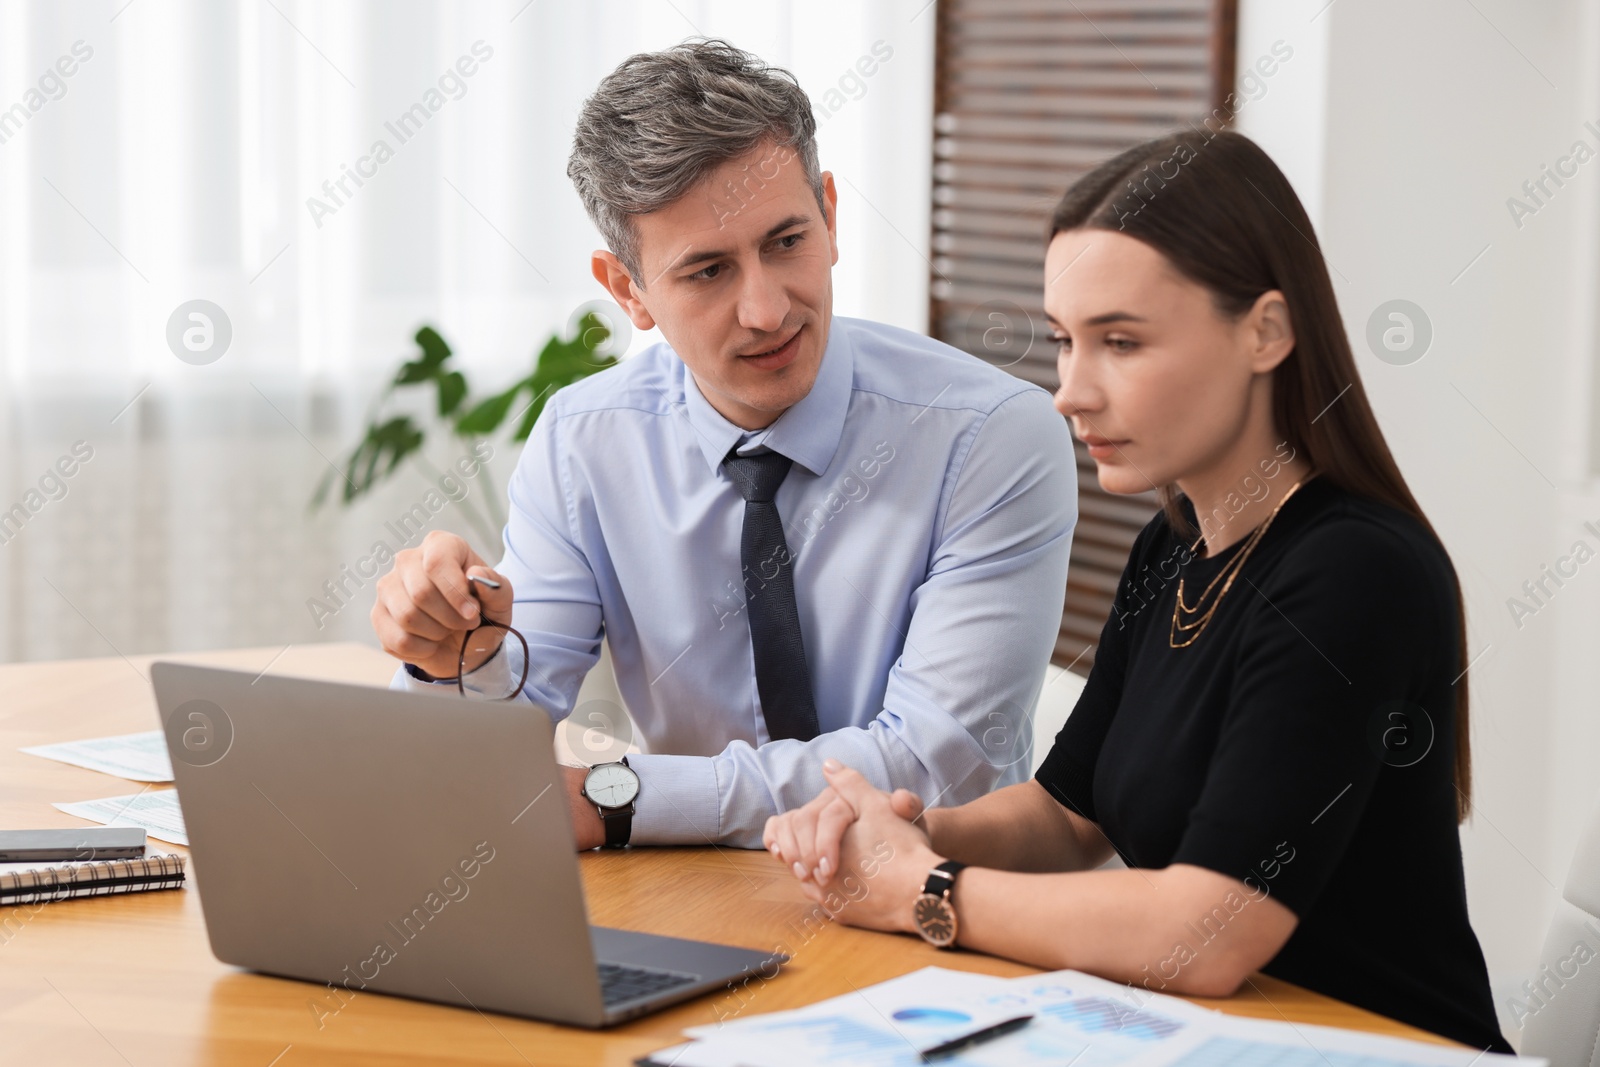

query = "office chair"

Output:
[[1028, 662, 1087, 777], [1519, 797, 1600, 1064]]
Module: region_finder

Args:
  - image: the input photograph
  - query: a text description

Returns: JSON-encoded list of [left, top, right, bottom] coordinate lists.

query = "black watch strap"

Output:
[[922, 860, 967, 898], [596, 756, 633, 849], [599, 806, 632, 848]]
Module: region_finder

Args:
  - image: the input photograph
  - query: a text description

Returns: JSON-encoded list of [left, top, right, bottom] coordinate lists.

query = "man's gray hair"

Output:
[[568, 38, 826, 282]]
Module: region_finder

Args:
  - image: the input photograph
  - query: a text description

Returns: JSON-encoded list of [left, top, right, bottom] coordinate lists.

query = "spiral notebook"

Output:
[[0, 853, 186, 906]]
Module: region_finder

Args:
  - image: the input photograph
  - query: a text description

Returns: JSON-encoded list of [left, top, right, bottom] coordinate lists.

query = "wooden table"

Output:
[[0, 643, 1460, 1065]]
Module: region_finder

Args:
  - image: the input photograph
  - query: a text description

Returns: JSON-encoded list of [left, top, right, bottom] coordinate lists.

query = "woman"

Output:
[[763, 130, 1511, 1053]]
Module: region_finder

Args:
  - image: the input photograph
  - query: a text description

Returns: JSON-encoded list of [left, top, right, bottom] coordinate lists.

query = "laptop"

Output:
[[150, 662, 785, 1027]]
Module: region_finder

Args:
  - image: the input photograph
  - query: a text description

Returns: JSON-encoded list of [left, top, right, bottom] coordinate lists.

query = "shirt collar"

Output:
[[681, 319, 853, 477]]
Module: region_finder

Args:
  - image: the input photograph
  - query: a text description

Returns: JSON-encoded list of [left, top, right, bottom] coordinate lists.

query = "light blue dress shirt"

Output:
[[396, 315, 1076, 848]]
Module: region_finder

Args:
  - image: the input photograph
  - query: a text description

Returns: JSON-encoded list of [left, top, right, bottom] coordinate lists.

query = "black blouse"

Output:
[[1035, 476, 1510, 1053]]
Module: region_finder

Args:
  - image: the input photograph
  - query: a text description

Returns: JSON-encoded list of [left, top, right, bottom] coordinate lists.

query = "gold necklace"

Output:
[[1169, 474, 1315, 649]]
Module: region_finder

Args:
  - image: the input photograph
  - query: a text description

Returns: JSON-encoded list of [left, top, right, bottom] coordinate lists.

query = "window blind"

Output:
[[930, 0, 1238, 674]]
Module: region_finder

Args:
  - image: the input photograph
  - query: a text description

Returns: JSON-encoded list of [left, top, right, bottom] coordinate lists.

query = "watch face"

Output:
[[914, 893, 957, 948], [584, 762, 639, 809]]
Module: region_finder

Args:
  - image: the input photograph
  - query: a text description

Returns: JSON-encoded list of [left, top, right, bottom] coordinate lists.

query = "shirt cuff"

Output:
[[395, 643, 515, 698], [625, 753, 722, 846]]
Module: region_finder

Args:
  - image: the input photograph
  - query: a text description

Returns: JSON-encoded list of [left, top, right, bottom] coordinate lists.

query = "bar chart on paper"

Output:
[[1041, 995, 1187, 1042]]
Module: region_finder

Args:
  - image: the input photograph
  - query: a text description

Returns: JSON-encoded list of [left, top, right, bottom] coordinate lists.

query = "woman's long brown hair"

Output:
[[1049, 130, 1472, 822]]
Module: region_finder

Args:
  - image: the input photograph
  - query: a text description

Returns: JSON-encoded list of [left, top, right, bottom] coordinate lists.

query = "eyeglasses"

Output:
[[457, 574, 529, 702]]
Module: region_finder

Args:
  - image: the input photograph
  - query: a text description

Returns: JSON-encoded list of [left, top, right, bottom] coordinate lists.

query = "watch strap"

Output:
[[921, 860, 967, 899], [599, 805, 633, 848]]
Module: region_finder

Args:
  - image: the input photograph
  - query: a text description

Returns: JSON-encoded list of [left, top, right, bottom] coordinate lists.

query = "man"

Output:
[[372, 39, 1075, 850]]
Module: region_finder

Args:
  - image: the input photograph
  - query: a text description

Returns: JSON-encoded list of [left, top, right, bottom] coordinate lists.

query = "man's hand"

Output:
[[372, 531, 513, 680], [563, 764, 606, 851], [763, 759, 925, 888]]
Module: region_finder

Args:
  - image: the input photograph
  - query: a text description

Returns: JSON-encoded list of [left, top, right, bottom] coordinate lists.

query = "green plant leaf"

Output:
[[455, 386, 523, 436], [376, 416, 425, 478], [540, 343, 591, 382], [572, 310, 612, 353], [394, 362, 431, 385], [314, 315, 621, 509], [437, 370, 468, 416], [334, 415, 425, 504], [499, 317, 621, 442], [415, 325, 452, 368], [394, 325, 453, 385]]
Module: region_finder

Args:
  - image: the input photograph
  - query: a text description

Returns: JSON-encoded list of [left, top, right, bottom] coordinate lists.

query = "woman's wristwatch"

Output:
[[912, 860, 968, 948]]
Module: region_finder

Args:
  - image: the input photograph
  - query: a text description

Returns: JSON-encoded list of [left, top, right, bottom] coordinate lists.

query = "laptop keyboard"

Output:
[[598, 961, 700, 1005]]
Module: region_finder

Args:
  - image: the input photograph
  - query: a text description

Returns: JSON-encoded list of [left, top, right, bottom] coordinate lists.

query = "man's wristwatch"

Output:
[[912, 860, 967, 948], [580, 757, 639, 848]]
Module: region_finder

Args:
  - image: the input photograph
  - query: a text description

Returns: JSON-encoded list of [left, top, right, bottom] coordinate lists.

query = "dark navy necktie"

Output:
[[722, 447, 820, 742]]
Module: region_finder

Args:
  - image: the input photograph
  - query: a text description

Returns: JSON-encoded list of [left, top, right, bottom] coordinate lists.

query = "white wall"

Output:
[[0, 0, 935, 664], [1238, 0, 1600, 1039]]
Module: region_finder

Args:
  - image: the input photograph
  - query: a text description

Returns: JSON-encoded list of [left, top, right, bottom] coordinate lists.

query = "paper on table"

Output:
[[656, 966, 1542, 1067], [1172, 1006, 1542, 1067], [684, 966, 1015, 1040], [53, 790, 188, 846], [928, 972, 1536, 1067], [957, 970, 1535, 1067], [677, 967, 1040, 1067], [23, 730, 174, 783]]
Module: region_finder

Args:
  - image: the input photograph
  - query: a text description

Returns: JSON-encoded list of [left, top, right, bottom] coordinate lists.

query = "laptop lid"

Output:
[[151, 661, 610, 1026]]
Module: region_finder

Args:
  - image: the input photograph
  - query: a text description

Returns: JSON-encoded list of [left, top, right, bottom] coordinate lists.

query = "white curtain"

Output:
[[0, 0, 935, 662]]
